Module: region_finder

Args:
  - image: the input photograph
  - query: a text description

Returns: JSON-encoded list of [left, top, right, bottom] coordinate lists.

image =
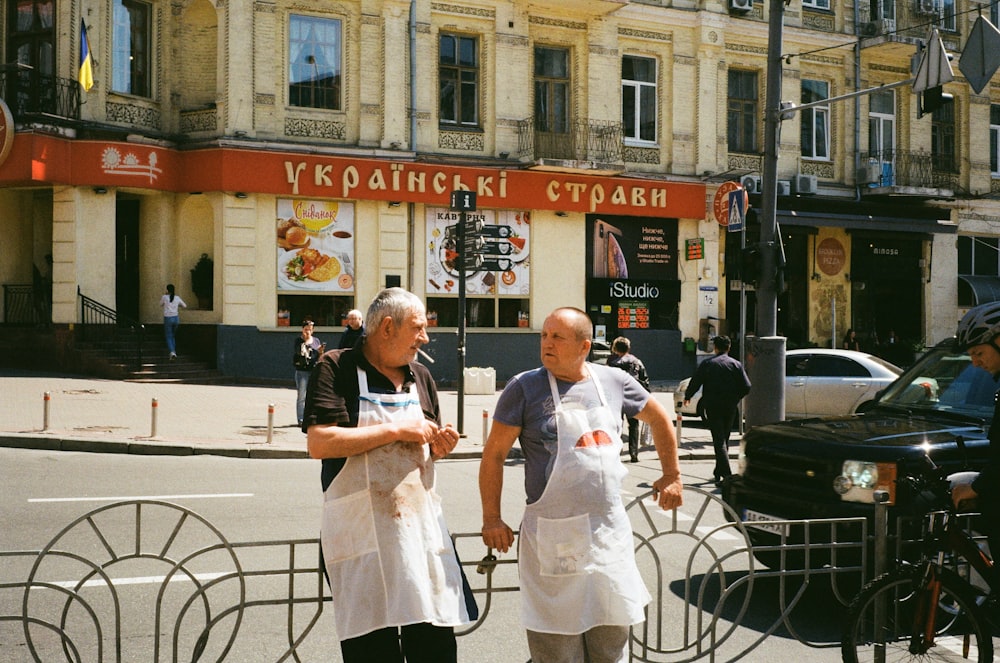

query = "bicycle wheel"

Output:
[[842, 566, 993, 663]]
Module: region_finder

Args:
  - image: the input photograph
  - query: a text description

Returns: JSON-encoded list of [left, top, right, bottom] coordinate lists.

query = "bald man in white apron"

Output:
[[305, 288, 476, 662], [480, 307, 683, 663]]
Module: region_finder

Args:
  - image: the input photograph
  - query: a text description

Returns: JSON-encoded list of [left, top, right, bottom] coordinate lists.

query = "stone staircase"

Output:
[[72, 339, 228, 384]]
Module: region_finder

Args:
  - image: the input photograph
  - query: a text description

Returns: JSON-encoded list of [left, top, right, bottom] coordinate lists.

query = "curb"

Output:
[[0, 433, 728, 463]]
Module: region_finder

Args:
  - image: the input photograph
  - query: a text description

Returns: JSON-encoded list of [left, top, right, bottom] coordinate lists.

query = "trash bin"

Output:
[[464, 367, 497, 395]]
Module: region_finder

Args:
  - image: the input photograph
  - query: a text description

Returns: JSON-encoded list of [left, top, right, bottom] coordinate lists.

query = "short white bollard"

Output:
[[676, 413, 683, 441], [482, 409, 489, 445], [267, 403, 275, 444], [151, 398, 158, 438], [43, 391, 51, 431]]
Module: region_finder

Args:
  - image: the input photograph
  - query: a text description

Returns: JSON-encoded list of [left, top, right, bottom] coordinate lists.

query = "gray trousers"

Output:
[[526, 625, 630, 663]]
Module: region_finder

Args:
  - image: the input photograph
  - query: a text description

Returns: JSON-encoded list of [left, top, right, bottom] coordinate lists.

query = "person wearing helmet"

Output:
[[952, 301, 1000, 595]]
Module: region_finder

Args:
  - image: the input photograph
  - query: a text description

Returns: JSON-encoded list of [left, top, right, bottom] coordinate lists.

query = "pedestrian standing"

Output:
[[159, 284, 187, 360], [479, 307, 683, 663], [683, 335, 751, 484], [293, 320, 324, 426], [338, 309, 365, 349], [607, 336, 650, 462], [303, 288, 476, 662], [843, 328, 860, 351]]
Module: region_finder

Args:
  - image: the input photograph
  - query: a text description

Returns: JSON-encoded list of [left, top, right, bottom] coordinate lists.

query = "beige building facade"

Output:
[[0, 0, 995, 381]]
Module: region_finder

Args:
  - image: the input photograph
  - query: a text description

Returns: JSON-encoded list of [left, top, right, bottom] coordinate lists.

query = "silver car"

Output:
[[675, 348, 902, 421]]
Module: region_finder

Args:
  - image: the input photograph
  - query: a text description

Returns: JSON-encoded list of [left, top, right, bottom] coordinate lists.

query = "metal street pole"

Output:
[[457, 209, 467, 435], [744, 0, 787, 428]]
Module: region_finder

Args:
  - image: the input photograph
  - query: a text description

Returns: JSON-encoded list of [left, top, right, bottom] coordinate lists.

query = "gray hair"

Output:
[[365, 288, 424, 336]]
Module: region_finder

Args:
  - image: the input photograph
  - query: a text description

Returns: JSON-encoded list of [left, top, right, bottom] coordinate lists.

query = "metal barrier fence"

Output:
[[0, 487, 985, 662]]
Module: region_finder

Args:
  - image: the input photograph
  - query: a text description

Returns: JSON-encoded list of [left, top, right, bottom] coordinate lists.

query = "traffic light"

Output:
[[917, 85, 953, 119], [740, 244, 762, 286]]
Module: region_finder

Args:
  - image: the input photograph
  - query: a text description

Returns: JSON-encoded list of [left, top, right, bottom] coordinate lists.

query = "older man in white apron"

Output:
[[480, 307, 683, 663], [304, 288, 476, 663]]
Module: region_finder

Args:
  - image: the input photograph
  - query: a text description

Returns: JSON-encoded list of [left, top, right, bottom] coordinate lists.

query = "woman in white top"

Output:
[[159, 284, 187, 360]]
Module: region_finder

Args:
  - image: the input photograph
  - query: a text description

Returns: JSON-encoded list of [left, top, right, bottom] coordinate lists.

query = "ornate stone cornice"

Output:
[[529, 15, 587, 31], [432, 2, 496, 19], [498, 33, 530, 47], [726, 42, 767, 56], [618, 27, 671, 42], [589, 44, 619, 56]]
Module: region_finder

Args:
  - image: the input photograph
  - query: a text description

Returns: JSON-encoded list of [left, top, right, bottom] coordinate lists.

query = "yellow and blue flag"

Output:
[[79, 19, 94, 92]]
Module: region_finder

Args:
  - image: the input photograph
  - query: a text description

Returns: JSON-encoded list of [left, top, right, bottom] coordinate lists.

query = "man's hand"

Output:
[[481, 517, 515, 553], [429, 424, 459, 459], [652, 475, 683, 510]]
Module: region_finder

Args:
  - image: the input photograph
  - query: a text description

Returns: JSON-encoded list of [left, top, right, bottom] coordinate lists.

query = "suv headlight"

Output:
[[834, 460, 897, 504]]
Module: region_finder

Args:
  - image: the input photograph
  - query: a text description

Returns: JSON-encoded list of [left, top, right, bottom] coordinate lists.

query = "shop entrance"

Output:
[[116, 199, 140, 321], [849, 234, 923, 361]]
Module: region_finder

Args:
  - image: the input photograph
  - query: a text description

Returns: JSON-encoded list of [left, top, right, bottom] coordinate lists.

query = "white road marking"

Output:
[[29, 493, 254, 503], [51, 572, 228, 589]]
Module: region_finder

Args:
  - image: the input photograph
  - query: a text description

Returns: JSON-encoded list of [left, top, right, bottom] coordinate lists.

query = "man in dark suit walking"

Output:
[[683, 335, 751, 484]]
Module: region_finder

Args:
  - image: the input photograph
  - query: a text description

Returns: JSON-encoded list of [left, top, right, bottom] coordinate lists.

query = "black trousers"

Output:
[[625, 416, 640, 458], [340, 623, 457, 663], [705, 403, 737, 479]]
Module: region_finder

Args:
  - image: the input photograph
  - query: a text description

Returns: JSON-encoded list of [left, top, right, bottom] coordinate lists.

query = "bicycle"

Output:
[[841, 455, 995, 662]]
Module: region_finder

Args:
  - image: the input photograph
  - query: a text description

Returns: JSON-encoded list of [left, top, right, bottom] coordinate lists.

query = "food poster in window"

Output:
[[276, 199, 355, 292], [425, 208, 530, 296]]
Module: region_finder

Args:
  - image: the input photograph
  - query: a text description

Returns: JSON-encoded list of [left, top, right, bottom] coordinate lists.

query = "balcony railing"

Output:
[[516, 118, 624, 164], [0, 64, 81, 122], [859, 148, 957, 191]]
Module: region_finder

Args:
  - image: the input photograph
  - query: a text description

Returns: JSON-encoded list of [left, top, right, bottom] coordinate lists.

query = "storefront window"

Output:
[[276, 198, 355, 327], [425, 208, 531, 328]]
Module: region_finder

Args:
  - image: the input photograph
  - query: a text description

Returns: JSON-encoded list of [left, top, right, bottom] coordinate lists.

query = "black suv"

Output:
[[723, 339, 995, 565]]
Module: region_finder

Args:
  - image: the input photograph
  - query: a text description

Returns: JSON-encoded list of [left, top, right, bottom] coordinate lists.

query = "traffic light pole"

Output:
[[744, 0, 788, 429], [457, 209, 467, 435]]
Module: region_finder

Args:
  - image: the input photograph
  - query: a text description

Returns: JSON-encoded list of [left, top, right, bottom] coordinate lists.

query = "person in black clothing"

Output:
[[683, 335, 751, 484], [951, 302, 1000, 595], [293, 320, 324, 426], [607, 336, 650, 462], [338, 309, 365, 349]]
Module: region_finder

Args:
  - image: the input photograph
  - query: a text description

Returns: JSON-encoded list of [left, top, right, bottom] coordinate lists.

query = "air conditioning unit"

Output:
[[776, 180, 791, 196], [729, 0, 753, 12], [792, 173, 818, 195], [740, 174, 762, 194], [858, 162, 882, 185], [915, 0, 941, 16]]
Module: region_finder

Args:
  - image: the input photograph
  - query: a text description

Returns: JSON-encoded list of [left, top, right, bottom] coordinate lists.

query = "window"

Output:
[[801, 80, 830, 160], [931, 101, 956, 172], [439, 34, 478, 126], [958, 236, 1000, 276], [937, 0, 956, 31], [622, 55, 657, 143], [112, 0, 151, 97], [534, 47, 570, 134], [993, 0, 999, 26], [289, 15, 342, 110], [991, 104, 1000, 176], [868, 90, 895, 157], [727, 70, 758, 153], [803, 0, 830, 9]]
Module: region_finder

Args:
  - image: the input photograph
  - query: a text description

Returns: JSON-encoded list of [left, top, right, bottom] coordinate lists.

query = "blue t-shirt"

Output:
[[493, 364, 649, 503]]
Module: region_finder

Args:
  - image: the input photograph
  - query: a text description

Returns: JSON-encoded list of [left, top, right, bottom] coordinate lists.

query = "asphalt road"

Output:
[[0, 448, 860, 662]]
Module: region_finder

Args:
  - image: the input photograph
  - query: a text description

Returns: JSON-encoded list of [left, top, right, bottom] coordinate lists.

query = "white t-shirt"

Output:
[[160, 294, 187, 317]]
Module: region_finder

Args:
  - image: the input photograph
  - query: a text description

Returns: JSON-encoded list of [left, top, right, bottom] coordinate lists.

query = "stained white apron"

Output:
[[320, 368, 471, 640], [518, 367, 650, 634]]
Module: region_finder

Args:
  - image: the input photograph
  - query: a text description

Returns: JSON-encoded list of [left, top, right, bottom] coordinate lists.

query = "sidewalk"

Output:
[[0, 370, 718, 461]]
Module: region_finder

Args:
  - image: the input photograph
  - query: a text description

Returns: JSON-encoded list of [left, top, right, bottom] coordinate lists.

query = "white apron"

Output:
[[320, 368, 471, 640], [519, 367, 650, 634]]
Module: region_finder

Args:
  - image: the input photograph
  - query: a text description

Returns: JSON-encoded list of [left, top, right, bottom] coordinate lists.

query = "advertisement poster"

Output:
[[586, 215, 677, 280], [425, 208, 531, 296], [276, 199, 355, 293]]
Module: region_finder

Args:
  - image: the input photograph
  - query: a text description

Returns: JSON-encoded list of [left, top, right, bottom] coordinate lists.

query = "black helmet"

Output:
[[955, 302, 1000, 351]]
